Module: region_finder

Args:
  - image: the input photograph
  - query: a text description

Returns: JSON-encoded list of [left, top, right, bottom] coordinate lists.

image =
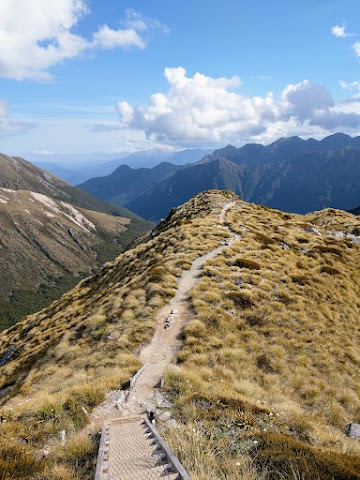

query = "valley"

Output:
[[0, 154, 153, 329]]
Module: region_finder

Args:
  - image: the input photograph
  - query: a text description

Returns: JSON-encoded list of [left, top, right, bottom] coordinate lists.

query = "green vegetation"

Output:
[[0, 275, 87, 331]]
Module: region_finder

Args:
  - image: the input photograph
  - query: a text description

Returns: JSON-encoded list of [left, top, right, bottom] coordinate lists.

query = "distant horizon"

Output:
[[17, 131, 360, 168]]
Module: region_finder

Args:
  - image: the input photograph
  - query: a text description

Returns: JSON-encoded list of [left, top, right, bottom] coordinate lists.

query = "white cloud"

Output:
[[31, 149, 54, 156], [0, 1, 167, 80], [281, 80, 334, 120], [353, 41, 360, 57], [332, 25, 347, 38], [93, 25, 145, 50], [331, 24, 356, 38], [331, 25, 360, 62], [340, 80, 360, 91], [123, 9, 169, 35], [116, 67, 360, 146], [0, 101, 8, 117], [0, 119, 37, 139], [1, 115, 170, 157]]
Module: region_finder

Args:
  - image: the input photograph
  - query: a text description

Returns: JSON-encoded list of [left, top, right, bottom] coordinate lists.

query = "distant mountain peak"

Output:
[[271, 135, 303, 146], [325, 131, 352, 140]]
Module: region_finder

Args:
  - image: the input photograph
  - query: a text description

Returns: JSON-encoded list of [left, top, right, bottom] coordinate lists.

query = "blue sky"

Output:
[[1, 0, 360, 162]]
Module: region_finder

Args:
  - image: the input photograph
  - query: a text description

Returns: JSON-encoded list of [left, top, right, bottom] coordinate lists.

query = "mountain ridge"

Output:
[[79, 161, 186, 206], [203, 132, 360, 166], [122, 136, 360, 220], [77, 133, 360, 222], [33, 148, 209, 184], [0, 191, 359, 479]]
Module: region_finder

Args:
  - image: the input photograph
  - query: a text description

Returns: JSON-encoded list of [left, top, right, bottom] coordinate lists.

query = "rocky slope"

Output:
[[0, 153, 134, 216], [0, 190, 359, 479], [0, 154, 153, 328]]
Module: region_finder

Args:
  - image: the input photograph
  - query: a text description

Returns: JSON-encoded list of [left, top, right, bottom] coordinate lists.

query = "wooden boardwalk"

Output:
[[95, 416, 190, 480]]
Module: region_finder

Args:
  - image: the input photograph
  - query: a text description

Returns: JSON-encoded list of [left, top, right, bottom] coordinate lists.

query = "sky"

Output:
[[1, 0, 360, 163]]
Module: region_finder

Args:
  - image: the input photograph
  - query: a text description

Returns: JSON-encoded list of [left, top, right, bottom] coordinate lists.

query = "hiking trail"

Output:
[[93, 201, 238, 479]]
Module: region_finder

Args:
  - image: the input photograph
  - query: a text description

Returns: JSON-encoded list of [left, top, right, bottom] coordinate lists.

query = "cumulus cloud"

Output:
[[116, 67, 360, 146], [92, 25, 145, 50], [332, 25, 350, 38], [332, 24, 357, 38], [0, 1, 167, 80], [281, 80, 334, 120], [331, 24, 360, 62]]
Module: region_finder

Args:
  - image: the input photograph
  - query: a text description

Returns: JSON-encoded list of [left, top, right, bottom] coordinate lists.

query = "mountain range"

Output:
[[79, 162, 186, 206], [34, 148, 208, 185], [79, 133, 360, 221], [0, 154, 152, 329], [349, 205, 360, 215]]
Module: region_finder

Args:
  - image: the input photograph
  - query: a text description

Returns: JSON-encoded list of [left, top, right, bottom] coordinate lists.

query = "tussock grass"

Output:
[[1, 191, 360, 478], [0, 190, 232, 479], [0, 440, 41, 480], [163, 423, 269, 480], [163, 197, 360, 479]]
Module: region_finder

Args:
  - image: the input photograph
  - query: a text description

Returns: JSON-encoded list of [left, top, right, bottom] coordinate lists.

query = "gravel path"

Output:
[[92, 201, 238, 420]]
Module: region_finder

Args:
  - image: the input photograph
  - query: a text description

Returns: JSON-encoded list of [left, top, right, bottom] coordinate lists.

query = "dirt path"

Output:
[[91, 201, 238, 422]]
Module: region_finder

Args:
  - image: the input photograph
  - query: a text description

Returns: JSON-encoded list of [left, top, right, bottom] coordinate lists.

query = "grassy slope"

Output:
[[0, 154, 153, 328], [0, 191, 230, 480], [0, 191, 359, 479], [164, 202, 360, 479], [0, 191, 152, 330]]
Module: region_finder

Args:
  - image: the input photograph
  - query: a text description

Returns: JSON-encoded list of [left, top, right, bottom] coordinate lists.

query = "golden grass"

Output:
[[0, 190, 232, 479], [163, 199, 360, 479], [1, 191, 360, 478], [163, 423, 269, 480]]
